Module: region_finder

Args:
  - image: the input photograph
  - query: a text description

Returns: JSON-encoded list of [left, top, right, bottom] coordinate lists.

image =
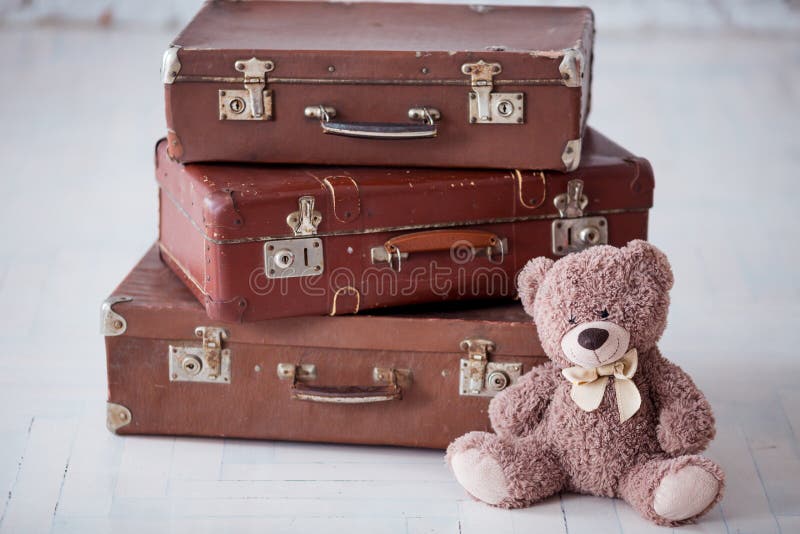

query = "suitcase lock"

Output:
[[168, 327, 231, 384], [459, 338, 522, 397], [461, 61, 524, 125], [219, 58, 274, 121], [551, 179, 609, 256], [263, 196, 325, 279]]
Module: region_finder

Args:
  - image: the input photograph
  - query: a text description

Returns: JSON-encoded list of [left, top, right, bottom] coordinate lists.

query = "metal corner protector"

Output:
[[561, 138, 582, 172], [559, 48, 584, 88], [161, 45, 182, 84], [106, 402, 132, 432], [100, 296, 133, 336]]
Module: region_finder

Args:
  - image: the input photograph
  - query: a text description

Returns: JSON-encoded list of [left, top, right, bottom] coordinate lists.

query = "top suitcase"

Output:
[[162, 1, 594, 171]]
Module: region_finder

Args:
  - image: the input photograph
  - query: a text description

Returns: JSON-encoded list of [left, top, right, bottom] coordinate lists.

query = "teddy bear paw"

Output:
[[450, 448, 510, 505], [653, 464, 721, 521]]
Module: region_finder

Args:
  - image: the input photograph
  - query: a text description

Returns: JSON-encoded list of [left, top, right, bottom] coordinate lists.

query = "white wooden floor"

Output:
[[1, 3, 799, 533]]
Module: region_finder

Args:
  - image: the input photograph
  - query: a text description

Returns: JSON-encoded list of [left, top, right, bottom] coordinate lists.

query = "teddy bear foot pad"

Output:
[[653, 464, 721, 522]]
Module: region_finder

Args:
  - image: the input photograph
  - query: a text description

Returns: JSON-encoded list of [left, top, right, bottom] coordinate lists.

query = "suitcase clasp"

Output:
[[168, 327, 231, 384], [551, 179, 609, 256], [287, 195, 322, 236], [459, 338, 522, 397], [262, 196, 325, 279], [219, 58, 275, 121], [461, 61, 524, 125]]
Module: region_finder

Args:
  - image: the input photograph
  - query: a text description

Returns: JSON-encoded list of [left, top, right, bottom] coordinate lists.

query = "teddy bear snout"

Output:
[[561, 320, 631, 368], [577, 328, 609, 350]]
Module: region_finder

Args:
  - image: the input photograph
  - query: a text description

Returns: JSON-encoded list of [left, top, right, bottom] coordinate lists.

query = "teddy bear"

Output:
[[446, 240, 724, 526]]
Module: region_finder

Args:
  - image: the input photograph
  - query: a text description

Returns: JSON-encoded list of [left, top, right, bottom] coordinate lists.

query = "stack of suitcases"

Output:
[[102, 1, 654, 449]]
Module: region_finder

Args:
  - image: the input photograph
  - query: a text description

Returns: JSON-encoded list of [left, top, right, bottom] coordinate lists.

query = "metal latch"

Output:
[[551, 179, 608, 256], [459, 338, 522, 397], [287, 196, 322, 236], [263, 196, 324, 279], [219, 58, 274, 121], [461, 61, 524, 124], [169, 327, 231, 383]]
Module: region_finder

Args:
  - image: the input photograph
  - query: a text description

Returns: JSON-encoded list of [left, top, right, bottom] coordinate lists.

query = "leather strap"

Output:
[[384, 229, 499, 255]]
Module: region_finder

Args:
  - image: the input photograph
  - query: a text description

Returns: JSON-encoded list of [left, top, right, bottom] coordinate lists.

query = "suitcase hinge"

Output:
[[459, 338, 522, 397], [169, 327, 231, 383], [461, 61, 524, 125], [551, 179, 608, 256], [219, 58, 275, 121]]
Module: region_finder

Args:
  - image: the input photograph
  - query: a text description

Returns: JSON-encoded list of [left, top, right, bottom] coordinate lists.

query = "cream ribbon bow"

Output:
[[561, 348, 641, 423]]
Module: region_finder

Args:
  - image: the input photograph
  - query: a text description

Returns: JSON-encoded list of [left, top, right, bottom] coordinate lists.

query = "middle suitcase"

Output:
[[158, 128, 653, 322]]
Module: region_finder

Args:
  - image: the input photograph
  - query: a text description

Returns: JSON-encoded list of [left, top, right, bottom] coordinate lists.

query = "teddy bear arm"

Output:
[[488, 362, 559, 437], [647, 352, 716, 456]]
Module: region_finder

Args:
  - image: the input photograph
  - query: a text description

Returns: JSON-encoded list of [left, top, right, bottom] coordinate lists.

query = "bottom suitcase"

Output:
[[102, 246, 546, 449]]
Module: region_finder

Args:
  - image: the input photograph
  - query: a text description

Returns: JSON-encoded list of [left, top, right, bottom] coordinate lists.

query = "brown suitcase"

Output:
[[103, 246, 546, 449], [163, 1, 593, 171], [157, 128, 653, 322]]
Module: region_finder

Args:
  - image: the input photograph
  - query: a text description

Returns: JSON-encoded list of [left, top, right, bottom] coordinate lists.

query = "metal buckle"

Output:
[[219, 58, 274, 121], [461, 61, 524, 124]]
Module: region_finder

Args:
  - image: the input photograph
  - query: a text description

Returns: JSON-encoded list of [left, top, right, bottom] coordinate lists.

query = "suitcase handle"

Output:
[[279, 365, 410, 404], [290, 383, 402, 404], [304, 105, 440, 140], [378, 229, 505, 272]]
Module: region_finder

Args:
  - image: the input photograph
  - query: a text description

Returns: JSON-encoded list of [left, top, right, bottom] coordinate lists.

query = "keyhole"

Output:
[[229, 97, 245, 114], [274, 249, 295, 269], [496, 100, 513, 117]]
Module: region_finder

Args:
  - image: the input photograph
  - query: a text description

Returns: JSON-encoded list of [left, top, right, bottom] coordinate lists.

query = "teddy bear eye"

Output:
[[568, 315, 577, 325], [599, 309, 609, 319]]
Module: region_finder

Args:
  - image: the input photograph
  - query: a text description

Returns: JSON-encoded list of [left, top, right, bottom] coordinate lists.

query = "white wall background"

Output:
[[1, 0, 800, 33]]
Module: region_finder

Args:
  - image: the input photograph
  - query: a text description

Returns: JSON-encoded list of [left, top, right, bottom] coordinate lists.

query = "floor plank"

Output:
[[0, 418, 78, 534], [707, 425, 780, 534]]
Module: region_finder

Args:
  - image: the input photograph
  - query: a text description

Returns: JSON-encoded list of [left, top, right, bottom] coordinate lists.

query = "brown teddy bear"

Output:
[[446, 240, 724, 526]]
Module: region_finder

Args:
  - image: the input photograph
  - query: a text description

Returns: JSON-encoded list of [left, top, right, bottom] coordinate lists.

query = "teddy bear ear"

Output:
[[516, 257, 555, 317], [623, 240, 674, 291]]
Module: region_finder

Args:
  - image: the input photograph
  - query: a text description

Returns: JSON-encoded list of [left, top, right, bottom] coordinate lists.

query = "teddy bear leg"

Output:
[[618, 455, 724, 526], [446, 431, 565, 509]]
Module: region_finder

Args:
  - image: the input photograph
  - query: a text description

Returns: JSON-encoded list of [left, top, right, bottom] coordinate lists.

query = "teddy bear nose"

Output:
[[578, 328, 609, 350]]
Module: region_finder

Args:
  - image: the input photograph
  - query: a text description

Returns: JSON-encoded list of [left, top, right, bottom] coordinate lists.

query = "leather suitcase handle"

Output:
[[385, 229, 500, 255], [290, 383, 402, 404], [378, 229, 505, 272], [305, 105, 439, 140]]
